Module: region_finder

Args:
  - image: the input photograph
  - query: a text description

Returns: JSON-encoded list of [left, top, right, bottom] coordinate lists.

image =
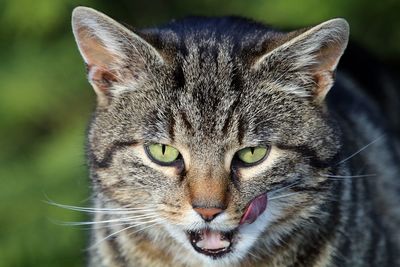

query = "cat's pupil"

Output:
[[250, 147, 255, 154], [161, 144, 166, 155]]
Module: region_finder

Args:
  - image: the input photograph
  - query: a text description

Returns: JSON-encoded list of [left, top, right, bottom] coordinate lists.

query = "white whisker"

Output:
[[268, 192, 300, 201], [75, 218, 163, 231], [336, 135, 385, 165], [89, 225, 136, 249], [322, 174, 376, 179], [127, 220, 165, 236], [60, 214, 160, 226], [88, 218, 165, 250], [269, 180, 300, 196], [47, 201, 158, 214], [247, 250, 262, 261]]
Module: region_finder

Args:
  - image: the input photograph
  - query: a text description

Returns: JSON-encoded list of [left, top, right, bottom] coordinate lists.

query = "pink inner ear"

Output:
[[88, 65, 118, 93], [239, 194, 268, 225]]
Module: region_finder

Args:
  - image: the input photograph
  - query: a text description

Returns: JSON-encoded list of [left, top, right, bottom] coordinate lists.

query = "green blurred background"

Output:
[[1, 0, 399, 266]]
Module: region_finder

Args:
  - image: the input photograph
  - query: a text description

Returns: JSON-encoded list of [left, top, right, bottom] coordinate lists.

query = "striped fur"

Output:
[[72, 7, 400, 267]]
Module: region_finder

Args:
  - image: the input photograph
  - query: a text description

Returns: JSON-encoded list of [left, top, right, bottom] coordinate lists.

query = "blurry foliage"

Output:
[[0, 0, 398, 266]]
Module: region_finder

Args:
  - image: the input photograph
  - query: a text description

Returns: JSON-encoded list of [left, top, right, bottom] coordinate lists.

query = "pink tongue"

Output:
[[197, 230, 230, 250], [239, 194, 268, 225]]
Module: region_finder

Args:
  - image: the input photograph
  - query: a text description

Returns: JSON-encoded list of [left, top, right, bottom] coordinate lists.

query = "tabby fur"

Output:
[[71, 7, 400, 267]]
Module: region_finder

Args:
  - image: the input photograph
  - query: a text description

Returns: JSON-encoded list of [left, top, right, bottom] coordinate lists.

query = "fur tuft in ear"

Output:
[[72, 7, 163, 106], [254, 18, 349, 104]]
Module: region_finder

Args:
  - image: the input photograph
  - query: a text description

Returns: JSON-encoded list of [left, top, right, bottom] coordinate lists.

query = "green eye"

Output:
[[146, 144, 180, 165], [236, 146, 268, 165]]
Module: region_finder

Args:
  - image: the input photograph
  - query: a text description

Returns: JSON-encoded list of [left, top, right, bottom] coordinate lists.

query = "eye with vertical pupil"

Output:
[[146, 144, 180, 165], [236, 146, 269, 165]]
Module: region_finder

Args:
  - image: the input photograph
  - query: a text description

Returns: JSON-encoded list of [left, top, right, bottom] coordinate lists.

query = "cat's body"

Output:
[[71, 7, 400, 267]]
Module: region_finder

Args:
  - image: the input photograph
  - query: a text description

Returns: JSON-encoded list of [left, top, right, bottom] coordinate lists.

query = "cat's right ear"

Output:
[[72, 7, 164, 106]]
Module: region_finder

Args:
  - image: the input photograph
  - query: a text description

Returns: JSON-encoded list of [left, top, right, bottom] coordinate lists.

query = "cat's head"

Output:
[[72, 7, 349, 265]]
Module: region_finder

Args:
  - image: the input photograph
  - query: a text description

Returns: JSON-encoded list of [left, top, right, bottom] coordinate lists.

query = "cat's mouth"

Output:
[[187, 194, 268, 258], [188, 229, 236, 258]]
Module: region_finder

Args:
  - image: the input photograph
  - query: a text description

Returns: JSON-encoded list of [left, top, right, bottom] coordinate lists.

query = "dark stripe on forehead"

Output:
[[180, 111, 193, 132], [198, 45, 207, 68], [222, 64, 243, 134], [237, 116, 246, 145], [222, 97, 241, 135], [168, 112, 176, 142], [178, 34, 189, 58], [173, 64, 185, 89], [230, 65, 243, 93], [89, 141, 137, 169]]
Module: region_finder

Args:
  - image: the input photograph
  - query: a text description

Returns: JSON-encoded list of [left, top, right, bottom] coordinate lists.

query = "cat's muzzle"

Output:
[[188, 193, 268, 258]]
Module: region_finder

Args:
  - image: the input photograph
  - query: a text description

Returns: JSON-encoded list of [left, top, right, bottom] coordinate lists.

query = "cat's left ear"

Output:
[[254, 18, 349, 104], [72, 7, 164, 106]]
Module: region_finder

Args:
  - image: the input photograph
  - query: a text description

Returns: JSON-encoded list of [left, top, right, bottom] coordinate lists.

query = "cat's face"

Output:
[[73, 7, 348, 265]]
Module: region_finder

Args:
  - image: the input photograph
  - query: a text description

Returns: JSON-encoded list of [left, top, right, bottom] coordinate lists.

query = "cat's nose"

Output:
[[194, 207, 223, 222]]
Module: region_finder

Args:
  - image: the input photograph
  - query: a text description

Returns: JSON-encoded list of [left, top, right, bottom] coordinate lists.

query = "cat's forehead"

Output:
[[119, 41, 303, 146], [124, 19, 305, 143], [152, 63, 284, 148], [104, 17, 337, 152]]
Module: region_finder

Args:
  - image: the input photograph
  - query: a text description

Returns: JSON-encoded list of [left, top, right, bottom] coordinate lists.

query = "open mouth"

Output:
[[188, 229, 236, 258], [187, 193, 268, 259]]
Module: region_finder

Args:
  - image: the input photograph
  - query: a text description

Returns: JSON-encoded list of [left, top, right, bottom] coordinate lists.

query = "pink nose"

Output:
[[194, 207, 223, 222]]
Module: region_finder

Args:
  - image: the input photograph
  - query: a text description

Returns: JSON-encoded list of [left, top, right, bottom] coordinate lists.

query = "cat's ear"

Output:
[[254, 18, 349, 104], [72, 7, 163, 106]]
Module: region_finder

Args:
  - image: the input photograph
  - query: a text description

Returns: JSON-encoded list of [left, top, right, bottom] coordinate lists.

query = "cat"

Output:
[[71, 6, 400, 267]]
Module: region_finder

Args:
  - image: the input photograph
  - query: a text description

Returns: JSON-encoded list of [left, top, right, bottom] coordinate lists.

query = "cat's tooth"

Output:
[[196, 240, 206, 248], [220, 240, 230, 248]]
